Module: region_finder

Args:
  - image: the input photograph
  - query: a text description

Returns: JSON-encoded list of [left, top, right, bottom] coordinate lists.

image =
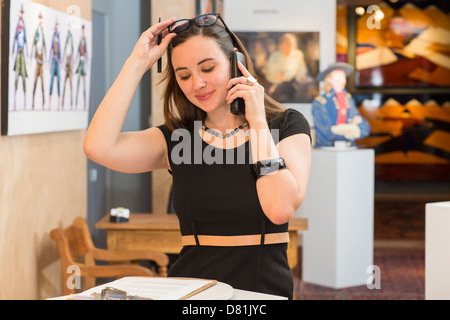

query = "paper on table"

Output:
[[78, 277, 217, 300]]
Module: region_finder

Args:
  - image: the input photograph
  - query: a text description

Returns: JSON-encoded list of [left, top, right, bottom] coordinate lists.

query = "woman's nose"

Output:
[[193, 74, 206, 90]]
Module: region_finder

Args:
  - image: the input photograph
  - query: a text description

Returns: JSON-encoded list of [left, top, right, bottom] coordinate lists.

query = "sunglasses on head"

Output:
[[168, 13, 236, 46], [157, 14, 236, 73]]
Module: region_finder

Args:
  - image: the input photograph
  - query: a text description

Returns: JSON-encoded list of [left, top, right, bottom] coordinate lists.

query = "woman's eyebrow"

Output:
[[174, 58, 216, 72], [198, 58, 215, 65]]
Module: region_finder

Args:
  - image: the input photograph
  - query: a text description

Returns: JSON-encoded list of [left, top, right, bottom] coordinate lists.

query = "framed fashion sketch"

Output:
[[1, 0, 93, 136]]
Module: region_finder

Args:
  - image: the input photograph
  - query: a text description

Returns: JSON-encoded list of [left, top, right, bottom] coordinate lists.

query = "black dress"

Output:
[[157, 108, 311, 299]]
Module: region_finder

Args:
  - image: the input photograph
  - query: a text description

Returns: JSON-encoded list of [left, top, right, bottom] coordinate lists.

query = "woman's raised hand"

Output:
[[226, 61, 266, 126], [129, 17, 177, 73]]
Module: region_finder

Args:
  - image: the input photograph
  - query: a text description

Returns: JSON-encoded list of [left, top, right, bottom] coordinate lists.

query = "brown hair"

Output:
[[159, 21, 285, 131]]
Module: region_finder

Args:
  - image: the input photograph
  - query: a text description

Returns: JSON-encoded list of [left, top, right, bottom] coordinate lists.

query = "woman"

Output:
[[84, 15, 311, 299]]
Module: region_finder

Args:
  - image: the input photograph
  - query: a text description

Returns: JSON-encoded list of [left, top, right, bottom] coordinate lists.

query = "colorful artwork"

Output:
[[1, 0, 92, 136], [336, 5, 348, 63], [236, 31, 320, 104], [355, 94, 450, 165], [355, 2, 450, 88]]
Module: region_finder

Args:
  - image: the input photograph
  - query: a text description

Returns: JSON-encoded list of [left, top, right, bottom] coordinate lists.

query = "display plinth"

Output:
[[426, 201, 450, 300], [296, 148, 374, 289]]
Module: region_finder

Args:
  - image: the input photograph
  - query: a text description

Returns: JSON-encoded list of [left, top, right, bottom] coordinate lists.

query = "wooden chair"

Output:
[[50, 217, 169, 295]]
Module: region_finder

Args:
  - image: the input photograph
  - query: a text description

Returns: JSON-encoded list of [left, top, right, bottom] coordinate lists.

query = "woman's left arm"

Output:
[[249, 121, 311, 225], [226, 62, 311, 224]]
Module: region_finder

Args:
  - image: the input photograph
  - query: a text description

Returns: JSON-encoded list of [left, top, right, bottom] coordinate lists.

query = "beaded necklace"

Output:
[[202, 122, 248, 139]]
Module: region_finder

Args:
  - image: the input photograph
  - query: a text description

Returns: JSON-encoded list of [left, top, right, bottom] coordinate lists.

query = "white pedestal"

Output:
[[426, 202, 450, 300], [296, 148, 374, 288]]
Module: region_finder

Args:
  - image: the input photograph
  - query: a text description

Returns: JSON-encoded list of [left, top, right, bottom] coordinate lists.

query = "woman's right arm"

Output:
[[83, 18, 176, 174]]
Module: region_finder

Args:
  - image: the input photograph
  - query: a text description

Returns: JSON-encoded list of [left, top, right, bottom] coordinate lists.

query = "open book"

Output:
[[72, 277, 218, 300]]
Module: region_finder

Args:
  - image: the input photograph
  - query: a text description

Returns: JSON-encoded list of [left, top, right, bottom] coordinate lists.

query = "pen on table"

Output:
[[157, 17, 162, 73]]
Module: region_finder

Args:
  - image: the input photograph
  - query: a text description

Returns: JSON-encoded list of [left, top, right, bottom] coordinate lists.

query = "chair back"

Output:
[[51, 217, 168, 296], [51, 218, 96, 264], [50, 218, 96, 294]]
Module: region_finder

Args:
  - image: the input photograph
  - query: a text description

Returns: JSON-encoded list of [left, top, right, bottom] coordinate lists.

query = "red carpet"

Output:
[[293, 247, 425, 300]]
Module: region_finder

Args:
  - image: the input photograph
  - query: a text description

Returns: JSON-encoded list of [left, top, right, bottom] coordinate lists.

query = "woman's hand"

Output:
[[225, 62, 266, 126], [129, 17, 177, 73]]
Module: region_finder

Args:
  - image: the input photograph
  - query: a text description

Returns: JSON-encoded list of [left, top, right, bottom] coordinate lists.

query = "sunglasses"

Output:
[[157, 14, 235, 73], [168, 13, 236, 46]]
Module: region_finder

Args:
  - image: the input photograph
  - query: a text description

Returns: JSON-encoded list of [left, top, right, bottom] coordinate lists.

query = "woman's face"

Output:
[[171, 35, 231, 113]]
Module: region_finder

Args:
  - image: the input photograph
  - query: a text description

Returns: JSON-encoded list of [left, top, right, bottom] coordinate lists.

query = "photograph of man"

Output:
[[265, 33, 307, 102], [236, 31, 320, 104]]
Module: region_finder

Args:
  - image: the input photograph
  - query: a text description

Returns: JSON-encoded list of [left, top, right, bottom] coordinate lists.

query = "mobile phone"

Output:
[[230, 51, 246, 115]]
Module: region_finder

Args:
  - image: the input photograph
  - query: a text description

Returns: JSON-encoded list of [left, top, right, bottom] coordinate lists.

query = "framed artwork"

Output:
[[340, 1, 450, 180], [336, 5, 349, 63], [353, 93, 450, 180], [236, 31, 320, 104], [351, 1, 450, 89], [223, 0, 336, 125], [1, 0, 93, 136]]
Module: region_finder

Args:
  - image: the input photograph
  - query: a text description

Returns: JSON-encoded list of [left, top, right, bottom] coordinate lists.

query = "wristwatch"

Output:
[[252, 158, 287, 178]]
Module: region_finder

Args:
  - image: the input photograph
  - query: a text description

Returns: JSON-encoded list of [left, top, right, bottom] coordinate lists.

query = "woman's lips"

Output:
[[196, 91, 215, 101]]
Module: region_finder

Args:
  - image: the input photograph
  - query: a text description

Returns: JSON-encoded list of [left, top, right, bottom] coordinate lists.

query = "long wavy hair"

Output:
[[160, 20, 285, 131]]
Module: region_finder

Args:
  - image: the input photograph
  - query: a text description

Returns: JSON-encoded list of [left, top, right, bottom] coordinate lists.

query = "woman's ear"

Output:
[[233, 47, 239, 52]]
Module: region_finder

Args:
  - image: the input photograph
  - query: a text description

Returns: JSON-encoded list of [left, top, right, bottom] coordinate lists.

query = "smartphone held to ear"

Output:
[[230, 51, 246, 115]]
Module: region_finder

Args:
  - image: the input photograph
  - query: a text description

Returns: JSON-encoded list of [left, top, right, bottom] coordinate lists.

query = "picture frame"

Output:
[[1, 0, 93, 136], [235, 31, 320, 104], [223, 0, 336, 125], [346, 1, 450, 93], [341, 1, 450, 180], [353, 92, 450, 181]]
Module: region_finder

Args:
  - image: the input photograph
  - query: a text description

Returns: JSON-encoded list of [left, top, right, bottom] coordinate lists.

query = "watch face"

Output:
[[261, 166, 270, 176], [253, 158, 286, 177], [259, 159, 272, 168]]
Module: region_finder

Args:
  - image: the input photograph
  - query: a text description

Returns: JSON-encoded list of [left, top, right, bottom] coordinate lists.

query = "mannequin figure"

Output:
[[312, 62, 370, 147]]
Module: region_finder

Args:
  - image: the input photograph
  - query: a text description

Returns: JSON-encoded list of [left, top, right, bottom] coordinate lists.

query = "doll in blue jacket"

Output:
[[312, 62, 370, 147]]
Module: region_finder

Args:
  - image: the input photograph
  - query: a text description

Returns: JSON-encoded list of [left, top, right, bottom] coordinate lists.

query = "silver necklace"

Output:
[[202, 122, 248, 139]]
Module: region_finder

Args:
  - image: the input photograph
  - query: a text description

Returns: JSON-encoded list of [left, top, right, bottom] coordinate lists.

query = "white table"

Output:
[[191, 282, 287, 300], [48, 280, 287, 300]]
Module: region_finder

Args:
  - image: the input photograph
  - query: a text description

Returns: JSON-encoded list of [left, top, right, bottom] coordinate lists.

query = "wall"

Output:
[[151, 0, 196, 213], [0, 0, 91, 300], [87, 0, 151, 252], [94, 0, 152, 213]]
